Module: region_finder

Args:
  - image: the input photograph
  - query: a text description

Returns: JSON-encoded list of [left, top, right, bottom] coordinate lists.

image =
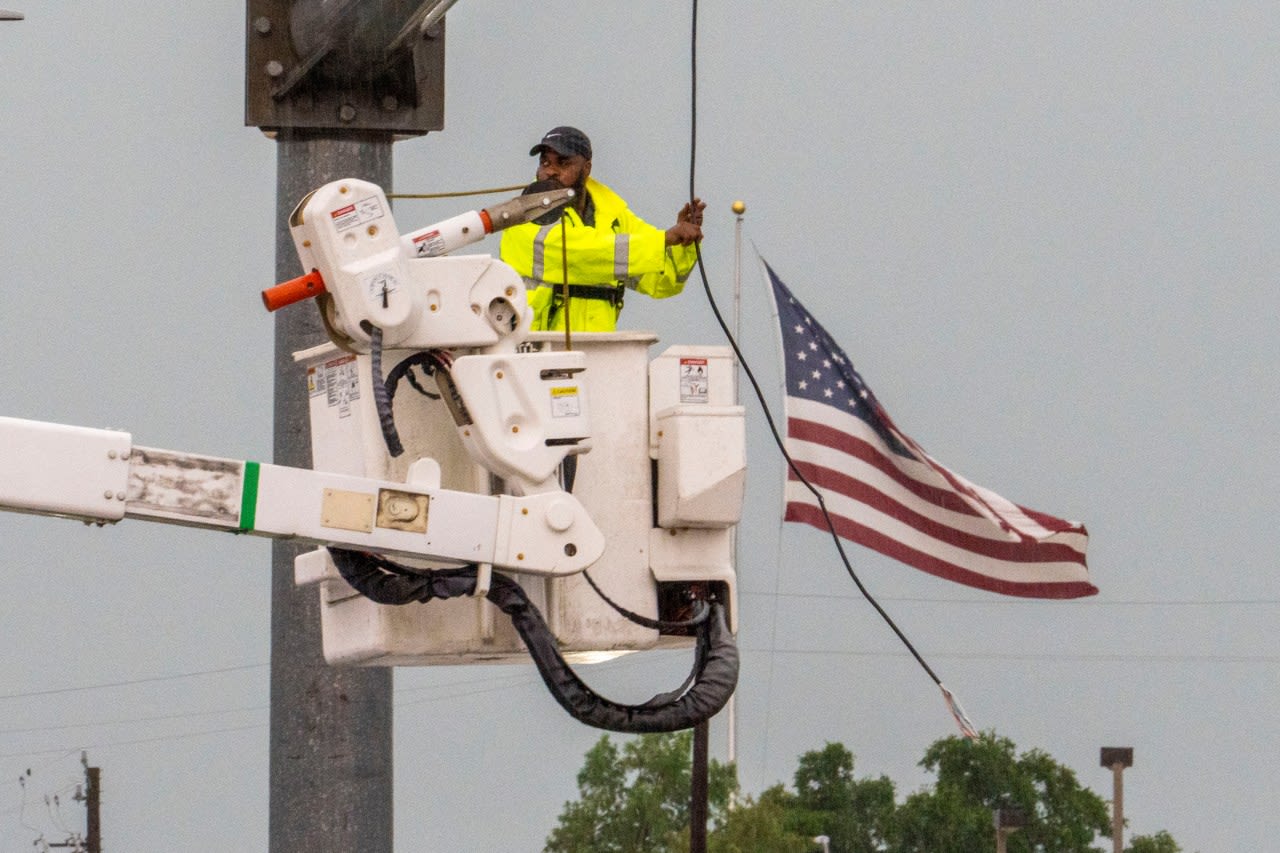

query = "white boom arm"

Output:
[[0, 180, 602, 576], [0, 416, 602, 576]]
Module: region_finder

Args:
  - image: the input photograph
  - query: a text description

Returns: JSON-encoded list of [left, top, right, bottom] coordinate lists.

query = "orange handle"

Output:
[[262, 269, 326, 312]]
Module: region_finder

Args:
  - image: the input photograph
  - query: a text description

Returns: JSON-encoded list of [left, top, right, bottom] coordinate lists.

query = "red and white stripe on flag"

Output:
[[768, 260, 1095, 599]]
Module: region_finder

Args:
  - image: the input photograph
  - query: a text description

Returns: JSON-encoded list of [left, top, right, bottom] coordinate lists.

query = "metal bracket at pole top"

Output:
[[245, 0, 446, 136]]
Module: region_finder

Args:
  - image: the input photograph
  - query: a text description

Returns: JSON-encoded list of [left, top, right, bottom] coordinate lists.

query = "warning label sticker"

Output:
[[412, 229, 446, 258], [308, 355, 360, 418], [331, 196, 385, 232], [550, 386, 581, 418], [679, 357, 709, 403]]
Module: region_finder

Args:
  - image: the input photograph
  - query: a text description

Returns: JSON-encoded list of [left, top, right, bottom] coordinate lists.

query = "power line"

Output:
[[751, 647, 1280, 664], [0, 642, 1272, 762], [0, 650, 706, 756], [0, 723, 265, 760], [739, 589, 1280, 606], [0, 664, 268, 702], [0, 704, 268, 736]]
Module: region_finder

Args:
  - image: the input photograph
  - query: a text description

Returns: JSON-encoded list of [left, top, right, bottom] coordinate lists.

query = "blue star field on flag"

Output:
[[768, 265, 914, 460]]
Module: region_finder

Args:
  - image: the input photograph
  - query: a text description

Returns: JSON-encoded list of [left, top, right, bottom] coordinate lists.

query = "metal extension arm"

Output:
[[0, 416, 602, 576]]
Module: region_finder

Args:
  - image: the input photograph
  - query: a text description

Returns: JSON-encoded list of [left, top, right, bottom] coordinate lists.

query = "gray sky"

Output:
[[2, 2, 1277, 850]]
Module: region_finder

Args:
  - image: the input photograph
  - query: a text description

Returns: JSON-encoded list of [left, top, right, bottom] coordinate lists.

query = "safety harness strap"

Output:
[[555, 283, 625, 306]]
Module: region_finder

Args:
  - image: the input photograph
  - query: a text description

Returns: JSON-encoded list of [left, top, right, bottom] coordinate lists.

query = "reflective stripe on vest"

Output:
[[614, 233, 630, 280], [530, 223, 556, 281]]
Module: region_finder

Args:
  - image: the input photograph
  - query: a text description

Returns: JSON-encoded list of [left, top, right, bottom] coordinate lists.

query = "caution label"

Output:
[[550, 386, 581, 418], [308, 355, 361, 418], [331, 196, 385, 232], [412, 229, 446, 258], [679, 357, 709, 403]]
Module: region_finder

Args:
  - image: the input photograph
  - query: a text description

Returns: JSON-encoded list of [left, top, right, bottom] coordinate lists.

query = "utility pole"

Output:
[[1100, 746, 1134, 853], [43, 754, 100, 853], [83, 760, 100, 853], [267, 129, 397, 853], [245, 3, 447, 850]]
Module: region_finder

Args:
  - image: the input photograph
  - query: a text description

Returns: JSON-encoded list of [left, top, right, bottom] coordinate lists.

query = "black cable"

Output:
[[685, 0, 943, 688], [386, 351, 443, 401], [376, 346, 454, 457], [369, 326, 405, 458], [328, 548, 737, 733], [689, 0, 698, 202], [581, 569, 711, 632]]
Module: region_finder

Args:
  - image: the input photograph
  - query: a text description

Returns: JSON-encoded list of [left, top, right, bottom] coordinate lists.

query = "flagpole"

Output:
[[761, 253, 791, 533], [732, 200, 745, 360], [761, 249, 788, 781], [727, 199, 745, 775]]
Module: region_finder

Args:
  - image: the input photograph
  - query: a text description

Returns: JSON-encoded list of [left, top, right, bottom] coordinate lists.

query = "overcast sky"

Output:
[[2, 3, 1277, 851]]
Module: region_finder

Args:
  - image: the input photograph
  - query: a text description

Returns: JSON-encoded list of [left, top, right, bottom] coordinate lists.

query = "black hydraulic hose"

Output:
[[369, 326, 405, 457], [328, 548, 739, 733]]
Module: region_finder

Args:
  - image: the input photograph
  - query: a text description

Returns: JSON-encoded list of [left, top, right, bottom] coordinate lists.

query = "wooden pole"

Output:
[[85, 765, 100, 853]]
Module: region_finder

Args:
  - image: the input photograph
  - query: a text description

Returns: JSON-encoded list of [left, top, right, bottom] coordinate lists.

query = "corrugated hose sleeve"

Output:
[[369, 326, 405, 457], [328, 548, 738, 733]]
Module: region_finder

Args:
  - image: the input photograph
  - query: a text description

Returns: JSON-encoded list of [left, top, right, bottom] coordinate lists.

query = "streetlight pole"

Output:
[[1100, 747, 1134, 853]]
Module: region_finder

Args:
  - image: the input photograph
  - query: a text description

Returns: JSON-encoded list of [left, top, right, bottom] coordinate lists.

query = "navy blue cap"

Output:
[[530, 126, 592, 160]]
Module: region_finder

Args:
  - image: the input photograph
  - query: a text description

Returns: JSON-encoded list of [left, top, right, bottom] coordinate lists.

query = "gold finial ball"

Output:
[[731, 200, 746, 215]]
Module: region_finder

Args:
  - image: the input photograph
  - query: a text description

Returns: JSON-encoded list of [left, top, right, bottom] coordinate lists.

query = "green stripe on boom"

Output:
[[239, 461, 260, 531]]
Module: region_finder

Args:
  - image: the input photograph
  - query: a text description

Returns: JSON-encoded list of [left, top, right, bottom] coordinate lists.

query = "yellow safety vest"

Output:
[[499, 178, 698, 331]]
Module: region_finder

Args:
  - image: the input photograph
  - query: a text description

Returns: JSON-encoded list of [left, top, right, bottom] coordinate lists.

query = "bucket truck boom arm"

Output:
[[0, 416, 602, 576]]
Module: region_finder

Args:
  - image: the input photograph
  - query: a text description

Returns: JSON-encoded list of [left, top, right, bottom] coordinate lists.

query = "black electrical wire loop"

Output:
[[685, 0, 943, 689], [371, 330, 456, 459], [581, 569, 712, 632], [386, 351, 445, 401], [328, 548, 738, 733]]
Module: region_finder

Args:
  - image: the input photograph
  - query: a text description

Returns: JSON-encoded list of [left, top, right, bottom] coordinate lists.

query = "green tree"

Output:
[[544, 732, 735, 853], [1126, 830, 1182, 853], [779, 742, 896, 853], [894, 732, 1110, 853], [545, 731, 1182, 853], [707, 785, 811, 853]]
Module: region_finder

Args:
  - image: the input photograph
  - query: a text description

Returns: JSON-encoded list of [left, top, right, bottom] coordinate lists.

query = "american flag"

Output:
[[766, 261, 1095, 599]]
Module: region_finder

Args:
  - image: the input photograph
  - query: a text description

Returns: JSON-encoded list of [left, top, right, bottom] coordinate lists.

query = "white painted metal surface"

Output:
[[296, 332, 745, 666], [0, 417, 131, 523], [647, 345, 739, 452], [654, 405, 746, 528], [446, 349, 590, 494], [289, 179, 530, 351]]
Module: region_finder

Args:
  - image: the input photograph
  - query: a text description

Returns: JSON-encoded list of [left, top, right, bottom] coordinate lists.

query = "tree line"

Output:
[[543, 731, 1184, 853]]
